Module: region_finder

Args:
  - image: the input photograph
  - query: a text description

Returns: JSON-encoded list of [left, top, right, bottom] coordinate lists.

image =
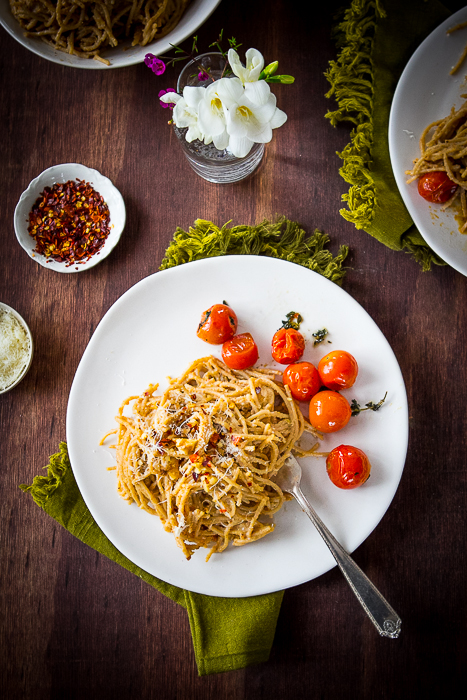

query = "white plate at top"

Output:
[[0, 0, 221, 70], [389, 6, 467, 276], [66, 256, 408, 597]]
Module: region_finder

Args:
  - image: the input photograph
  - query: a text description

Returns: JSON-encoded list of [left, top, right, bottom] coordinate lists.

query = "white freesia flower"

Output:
[[160, 86, 207, 142], [159, 91, 181, 106], [197, 79, 231, 151], [161, 48, 289, 157], [221, 79, 288, 158], [228, 48, 264, 85]]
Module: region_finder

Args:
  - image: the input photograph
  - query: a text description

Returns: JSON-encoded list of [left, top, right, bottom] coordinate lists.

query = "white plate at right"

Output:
[[389, 6, 467, 276]]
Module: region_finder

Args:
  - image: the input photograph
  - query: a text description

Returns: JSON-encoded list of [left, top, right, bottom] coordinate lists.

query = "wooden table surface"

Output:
[[1, 1, 466, 698]]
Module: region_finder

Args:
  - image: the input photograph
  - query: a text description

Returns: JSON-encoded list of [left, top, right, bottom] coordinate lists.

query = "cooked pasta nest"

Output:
[[101, 356, 324, 561], [406, 98, 467, 231], [9, 0, 191, 65]]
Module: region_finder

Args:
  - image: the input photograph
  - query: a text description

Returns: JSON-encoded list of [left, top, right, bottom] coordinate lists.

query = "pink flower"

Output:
[[198, 69, 209, 81], [144, 54, 166, 75], [158, 88, 177, 109]]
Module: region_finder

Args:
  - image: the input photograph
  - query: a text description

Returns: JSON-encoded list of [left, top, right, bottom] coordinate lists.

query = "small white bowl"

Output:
[[14, 163, 126, 273], [0, 302, 34, 394], [0, 0, 221, 70]]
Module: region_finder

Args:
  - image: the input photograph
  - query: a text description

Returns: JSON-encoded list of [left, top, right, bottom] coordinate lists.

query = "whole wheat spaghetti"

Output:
[[447, 21, 467, 75], [406, 98, 467, 230], [101, 356, 323, 561], [9, 0, 191, 65]]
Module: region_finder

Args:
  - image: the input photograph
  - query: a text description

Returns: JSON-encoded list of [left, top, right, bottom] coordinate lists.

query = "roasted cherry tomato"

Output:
[[197, 303, 238, 344], [318, 350, 358, 391], [326, 445, 371, 489], [308, 390, 351, 433], [283, 362, 321, 402], [271, 327, 305, 364], [222, 332, 259, 370], [417, 171, 458, 203]]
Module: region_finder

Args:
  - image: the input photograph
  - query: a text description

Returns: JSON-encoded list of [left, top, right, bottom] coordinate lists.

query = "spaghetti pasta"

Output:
[[406, 98, 467, 231], [101, 356, 323, 560], [9, 0, 191, 65], [447, 21, 467, 75]]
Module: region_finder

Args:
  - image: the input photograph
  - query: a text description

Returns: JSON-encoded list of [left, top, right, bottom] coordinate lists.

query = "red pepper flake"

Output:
[[189, 452, 199, 463], [27, 179, 111, 266]]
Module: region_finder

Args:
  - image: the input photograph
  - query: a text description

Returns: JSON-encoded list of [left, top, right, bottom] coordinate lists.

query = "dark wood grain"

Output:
[[1, 2, 466, 698]]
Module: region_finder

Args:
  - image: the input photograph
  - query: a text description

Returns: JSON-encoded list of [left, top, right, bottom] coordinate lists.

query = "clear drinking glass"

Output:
[[174, 52, 265, 184]]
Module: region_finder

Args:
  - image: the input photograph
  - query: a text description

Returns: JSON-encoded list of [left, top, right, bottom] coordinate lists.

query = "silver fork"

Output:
[[275, 454, 402, 638]]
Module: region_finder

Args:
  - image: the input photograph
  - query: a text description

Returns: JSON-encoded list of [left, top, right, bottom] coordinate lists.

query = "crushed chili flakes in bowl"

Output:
[[15, 163, 126, 273], [27, 179, 111, 266]]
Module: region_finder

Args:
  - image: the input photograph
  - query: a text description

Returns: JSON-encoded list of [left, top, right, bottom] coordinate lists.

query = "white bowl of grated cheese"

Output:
[[0, 303, 33, 394]]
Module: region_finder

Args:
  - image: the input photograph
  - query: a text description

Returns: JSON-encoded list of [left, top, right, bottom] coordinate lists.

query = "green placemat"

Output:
[[20, 218, 349, 676], [325, 0, 451, 269]]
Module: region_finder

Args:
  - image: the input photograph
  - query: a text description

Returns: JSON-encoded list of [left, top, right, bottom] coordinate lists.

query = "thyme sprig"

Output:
[[350, 392, 387, 417], [157, 30, 242, 74], [151, 30, 294, 84], [209, 29, 242, 59]]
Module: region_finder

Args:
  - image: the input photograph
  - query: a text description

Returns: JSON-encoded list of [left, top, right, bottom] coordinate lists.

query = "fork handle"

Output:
[[293, 486, 401, 638]]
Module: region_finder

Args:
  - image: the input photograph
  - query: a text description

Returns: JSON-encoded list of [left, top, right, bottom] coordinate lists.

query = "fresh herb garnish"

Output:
[[350, 392, 387, 417], [312, 328, 328, 345], [280, 311, 303, 330]]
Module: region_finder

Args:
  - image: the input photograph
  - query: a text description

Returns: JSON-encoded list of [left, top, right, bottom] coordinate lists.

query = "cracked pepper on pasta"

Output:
[[101, 356, 324, 560]]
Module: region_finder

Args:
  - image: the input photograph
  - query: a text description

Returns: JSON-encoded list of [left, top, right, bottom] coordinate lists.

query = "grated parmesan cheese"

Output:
[[0, 310, 31, 391]]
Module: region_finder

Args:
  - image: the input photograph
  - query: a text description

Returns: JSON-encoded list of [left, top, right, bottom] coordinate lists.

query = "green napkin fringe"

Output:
[[159, 217, 349, 285], [20, 442, 284, 675], [19, 441, 69, 508], [401, 228, 445, 271], [324, 0, 386, 230]]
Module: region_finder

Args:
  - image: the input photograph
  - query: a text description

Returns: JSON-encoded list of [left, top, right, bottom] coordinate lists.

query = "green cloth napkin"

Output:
[[20, 218, 349, 676], [325, 0, 451, 269]]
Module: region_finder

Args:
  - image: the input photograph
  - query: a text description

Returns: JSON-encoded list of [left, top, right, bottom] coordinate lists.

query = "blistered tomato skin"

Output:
[[283, 362, 321, 402], [222, 332, 259, 370], [197, 304, 238, 344], [271, 327, 305, 364], [308, 390, 352, 433], [417, 171, 458, 203], [326, 445, 371, 489], [318, 350, 358, 391]]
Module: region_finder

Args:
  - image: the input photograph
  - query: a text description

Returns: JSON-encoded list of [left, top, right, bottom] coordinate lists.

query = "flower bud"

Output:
[[266, 74, 295, 84], [262, 61, 279, 77]]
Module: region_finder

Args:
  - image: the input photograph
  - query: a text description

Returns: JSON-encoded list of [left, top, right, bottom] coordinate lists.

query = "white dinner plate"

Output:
[[67, 256, 408, 597], [0, 0, 221, 70], [389, 6, 467, 276]]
